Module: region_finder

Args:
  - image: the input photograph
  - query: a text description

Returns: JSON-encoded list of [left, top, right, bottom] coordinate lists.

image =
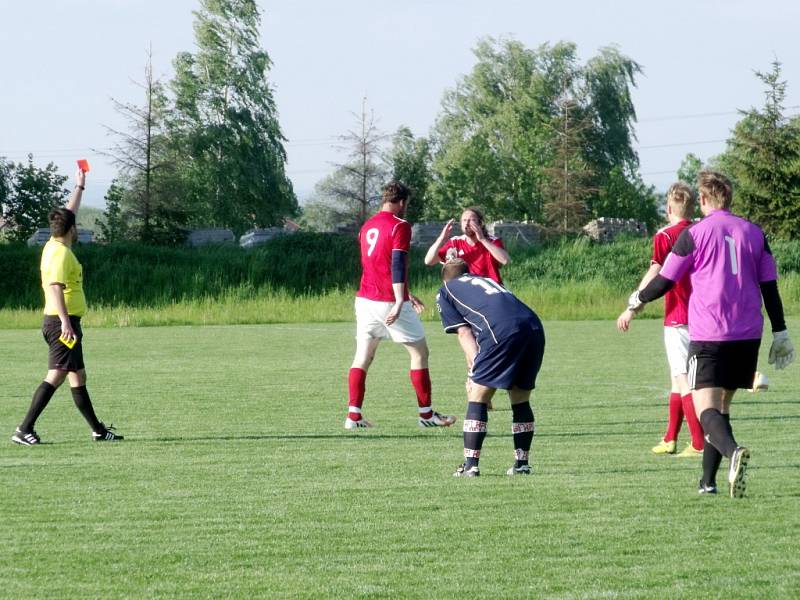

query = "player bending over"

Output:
[[436, 259, 545, 477]]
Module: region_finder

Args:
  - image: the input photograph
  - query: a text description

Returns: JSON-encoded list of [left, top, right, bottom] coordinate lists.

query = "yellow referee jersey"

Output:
[[41, 238, 87, 317]]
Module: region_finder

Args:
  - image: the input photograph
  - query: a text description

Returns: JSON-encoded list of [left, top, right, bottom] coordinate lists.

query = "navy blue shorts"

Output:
[[43, 315, 85, 372], [471, 327, 545, 391]]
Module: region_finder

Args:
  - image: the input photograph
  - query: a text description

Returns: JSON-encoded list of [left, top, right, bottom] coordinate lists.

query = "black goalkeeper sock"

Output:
[[20, 382, 57, 432], [701, 440, 723, 488], [463, 402, 488, 469], [70, 386, 103, 432], [701, 413, 733, 487], [511, 401, 535, 467], [699, 408, 737, 459]]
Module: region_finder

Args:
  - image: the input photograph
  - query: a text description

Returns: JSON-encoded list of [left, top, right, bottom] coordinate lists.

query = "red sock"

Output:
[[664, 392, 683, 442], [681, 393, 704, 450], [410, 369, 433, 419], [348, 368, 366, 421]]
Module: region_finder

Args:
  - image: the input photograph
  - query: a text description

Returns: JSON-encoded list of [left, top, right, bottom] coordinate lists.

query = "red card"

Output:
[[77, 159, 90, 172]]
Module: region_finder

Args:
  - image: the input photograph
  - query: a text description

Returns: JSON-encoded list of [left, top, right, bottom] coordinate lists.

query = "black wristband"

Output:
[[76, 185, 85, 190]]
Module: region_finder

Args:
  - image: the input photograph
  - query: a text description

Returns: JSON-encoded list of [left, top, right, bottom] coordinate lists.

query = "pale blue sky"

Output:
[[2, 0, 799, 208]]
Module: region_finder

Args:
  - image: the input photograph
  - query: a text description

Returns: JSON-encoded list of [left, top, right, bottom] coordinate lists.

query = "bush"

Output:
[[2, 235, 799, 313]]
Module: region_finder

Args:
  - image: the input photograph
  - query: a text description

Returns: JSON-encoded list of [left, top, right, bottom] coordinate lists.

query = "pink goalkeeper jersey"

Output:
[[659, 209, 778, 342]]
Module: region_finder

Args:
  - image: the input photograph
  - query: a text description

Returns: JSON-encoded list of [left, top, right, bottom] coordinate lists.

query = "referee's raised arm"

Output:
[[65, 167, 86, 215]]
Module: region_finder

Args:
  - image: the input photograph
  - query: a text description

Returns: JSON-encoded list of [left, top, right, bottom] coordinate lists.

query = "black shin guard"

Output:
[[463, 402, 488, 469], [20, 382, 57, 432], [511, 402, 535, 467], [699, 408, 737, 459], [70, 386, 102, 432]]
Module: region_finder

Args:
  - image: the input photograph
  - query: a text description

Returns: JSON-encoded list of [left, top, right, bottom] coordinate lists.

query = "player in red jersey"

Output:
[[617, 182, 704, 457], [424, 207, 510, 284], [345, 181, 456, 430]]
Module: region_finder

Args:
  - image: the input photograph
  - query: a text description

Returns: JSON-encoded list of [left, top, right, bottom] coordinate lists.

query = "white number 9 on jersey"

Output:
[[365, 228, 380, 256]]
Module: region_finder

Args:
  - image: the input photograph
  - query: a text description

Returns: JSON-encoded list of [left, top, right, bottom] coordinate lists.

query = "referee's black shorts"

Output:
[[687, 339, 760, 391], [43, 315, 85, 372]]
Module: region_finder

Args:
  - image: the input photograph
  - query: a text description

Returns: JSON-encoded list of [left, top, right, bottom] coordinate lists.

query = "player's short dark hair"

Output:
[[382, 181, 410, 204], [697, 171, 733, 209], [49, 208, 76, 237], [442, 258, 468, 282]]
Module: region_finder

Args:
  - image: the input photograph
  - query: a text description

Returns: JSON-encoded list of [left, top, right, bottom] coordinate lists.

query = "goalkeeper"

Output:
[[627, 171, 794, 499]]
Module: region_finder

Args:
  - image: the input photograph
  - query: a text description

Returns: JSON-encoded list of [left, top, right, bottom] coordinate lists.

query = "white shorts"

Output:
[[663, 325, 689, 376], [354, 297, 426, 343]]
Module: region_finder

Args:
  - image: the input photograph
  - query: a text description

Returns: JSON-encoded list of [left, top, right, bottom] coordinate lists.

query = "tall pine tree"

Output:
[[718, 60, 800, 239]]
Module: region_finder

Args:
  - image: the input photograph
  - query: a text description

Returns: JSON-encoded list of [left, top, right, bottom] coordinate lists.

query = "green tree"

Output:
[[541, 94, 595, 232], [0, 155, 68, 243], [428, 38, 643, 225], [0, 159, 11, 231], [677, 153, 703, 186], [98, 179, 130, 242], [101, 48, 191, 244], [297, 196, 355, 233], [715, 60, 800, 239], [310, 99, 388, 228], [592, 166, 660, 230], [386, 126, 431, 223], [169, 0, 297, 235]]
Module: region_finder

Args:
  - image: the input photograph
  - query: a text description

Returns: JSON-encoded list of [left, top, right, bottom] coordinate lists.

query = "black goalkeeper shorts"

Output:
[[687, 339, 760, 391]]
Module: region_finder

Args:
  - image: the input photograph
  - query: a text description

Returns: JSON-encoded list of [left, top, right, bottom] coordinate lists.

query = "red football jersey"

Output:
[[356, 210, 411, 302], [437, 235, 505, 283], [652, 220, 692, 326]]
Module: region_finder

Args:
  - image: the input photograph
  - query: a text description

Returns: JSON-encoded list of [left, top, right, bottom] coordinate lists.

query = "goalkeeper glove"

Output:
[[627, 290, 645, 314], [768, 330, 795, 370]]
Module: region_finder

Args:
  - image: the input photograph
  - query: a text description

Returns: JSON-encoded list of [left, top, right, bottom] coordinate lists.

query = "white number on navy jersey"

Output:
[[365, 228, 379, 256], [461, 275, 508, 295]]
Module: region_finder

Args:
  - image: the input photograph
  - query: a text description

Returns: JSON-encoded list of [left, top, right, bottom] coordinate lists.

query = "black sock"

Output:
[[70, 386, 102, 432], [722, 412, 734, 438], [20, 382, 57, 432], [463, 402, 488, 469], [511, 402, 535, 467], [699, 408, 737, 459], [701, 413, 732, 488], [701, 441, 723, 488]]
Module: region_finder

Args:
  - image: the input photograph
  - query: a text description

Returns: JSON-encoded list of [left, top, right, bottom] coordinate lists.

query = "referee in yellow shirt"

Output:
[[11, 168, 123, 445]]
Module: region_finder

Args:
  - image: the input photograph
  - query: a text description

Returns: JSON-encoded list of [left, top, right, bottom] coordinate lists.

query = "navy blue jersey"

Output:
[[436, 275, 542, 346]]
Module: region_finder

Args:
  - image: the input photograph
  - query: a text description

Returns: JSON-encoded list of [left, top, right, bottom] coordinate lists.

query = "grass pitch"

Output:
[[1, 319, 798, 598]]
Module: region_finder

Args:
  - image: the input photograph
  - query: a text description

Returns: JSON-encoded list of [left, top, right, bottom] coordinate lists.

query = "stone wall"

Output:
[[411, 221, 541, 247], [489, 221, 541, 246], [410, 222, 446, 247], [239, 227, 291, 249], [27, 228, 94, 246], [186, 228, 236, 247], [582, 217, 647, 243]]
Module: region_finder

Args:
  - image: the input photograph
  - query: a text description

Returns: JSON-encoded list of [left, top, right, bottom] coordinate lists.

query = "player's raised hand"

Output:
[[439, 219, 454, 240], [768, 330, 795, 369], [616, 309, 634, 332], [76, 167, 86, 190]]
